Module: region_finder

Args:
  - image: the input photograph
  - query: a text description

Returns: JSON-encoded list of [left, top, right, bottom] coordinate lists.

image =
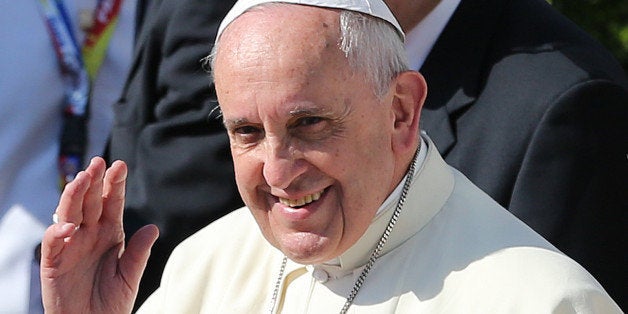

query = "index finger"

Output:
[[54, 170, 91, 227]]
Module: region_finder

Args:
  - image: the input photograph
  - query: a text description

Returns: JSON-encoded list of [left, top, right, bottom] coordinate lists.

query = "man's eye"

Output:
[[231, 125, 263, 145], [291, 116, 334, 141], [234, 125, 260, 135], [296, 116, 323, 127]]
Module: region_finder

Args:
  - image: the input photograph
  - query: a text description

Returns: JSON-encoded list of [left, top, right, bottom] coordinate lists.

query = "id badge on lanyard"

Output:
[[36, 0, 124, 189]]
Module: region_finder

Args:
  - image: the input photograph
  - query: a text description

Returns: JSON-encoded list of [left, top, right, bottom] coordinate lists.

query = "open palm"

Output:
[[40, 157, 159, 314]]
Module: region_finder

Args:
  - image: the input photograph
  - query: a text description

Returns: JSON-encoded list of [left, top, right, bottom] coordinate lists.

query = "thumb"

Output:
[[119, 224, 160, 291]]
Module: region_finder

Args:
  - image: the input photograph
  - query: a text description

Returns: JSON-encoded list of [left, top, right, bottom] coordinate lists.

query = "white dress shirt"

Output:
[[404, 0, 460, 71]]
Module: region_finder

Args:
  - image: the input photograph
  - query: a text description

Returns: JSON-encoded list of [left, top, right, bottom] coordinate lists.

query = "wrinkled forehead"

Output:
[[212, 7, 362, 122], [213, 8, 355, 104], [215, 5, 343, 73], [212, 3, 348, 83], [216, 0, 404, 42]]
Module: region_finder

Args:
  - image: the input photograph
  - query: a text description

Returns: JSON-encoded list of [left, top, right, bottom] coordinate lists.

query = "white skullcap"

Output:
[[216, 0, 404, 42]]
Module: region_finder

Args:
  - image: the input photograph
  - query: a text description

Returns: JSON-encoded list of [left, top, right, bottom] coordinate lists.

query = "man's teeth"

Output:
[[279, 191, 323, 207]]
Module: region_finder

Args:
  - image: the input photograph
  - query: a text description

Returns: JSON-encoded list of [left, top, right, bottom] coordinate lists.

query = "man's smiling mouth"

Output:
[[279, 190, 324, 208]]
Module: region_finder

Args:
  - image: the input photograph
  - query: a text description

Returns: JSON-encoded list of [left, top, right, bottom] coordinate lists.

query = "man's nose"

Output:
[[262, 138, 305, 190]]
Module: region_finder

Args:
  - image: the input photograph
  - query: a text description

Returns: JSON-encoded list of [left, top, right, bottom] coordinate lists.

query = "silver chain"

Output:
[[269, 256, 288, 313], [340, 148, 418, 314], [269, 149, 419, 314]]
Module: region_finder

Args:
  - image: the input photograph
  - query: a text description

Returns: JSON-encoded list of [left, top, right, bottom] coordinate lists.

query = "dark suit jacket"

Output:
[[419, 0, 627, 308], [108, 0, 241, 307]]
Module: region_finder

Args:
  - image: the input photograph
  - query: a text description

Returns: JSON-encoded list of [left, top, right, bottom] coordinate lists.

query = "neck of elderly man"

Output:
[[211, 3, 425, 265]]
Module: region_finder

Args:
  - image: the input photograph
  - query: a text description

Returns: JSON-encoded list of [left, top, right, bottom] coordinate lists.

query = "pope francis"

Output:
[[40, 0, 621, 313]]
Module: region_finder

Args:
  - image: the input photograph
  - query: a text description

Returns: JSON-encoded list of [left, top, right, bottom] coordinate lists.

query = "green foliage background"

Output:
[[548, 0, 628, 72]]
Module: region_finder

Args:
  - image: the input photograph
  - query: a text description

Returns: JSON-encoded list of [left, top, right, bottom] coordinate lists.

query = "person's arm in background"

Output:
[[509, 79, 628, 308]]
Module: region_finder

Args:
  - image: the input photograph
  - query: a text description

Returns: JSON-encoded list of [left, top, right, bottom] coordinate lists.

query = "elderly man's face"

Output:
[[214, 5, 400, 264]]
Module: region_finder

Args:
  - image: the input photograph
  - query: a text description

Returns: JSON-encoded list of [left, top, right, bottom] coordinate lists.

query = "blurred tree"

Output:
[[549, 0, 628, 72]]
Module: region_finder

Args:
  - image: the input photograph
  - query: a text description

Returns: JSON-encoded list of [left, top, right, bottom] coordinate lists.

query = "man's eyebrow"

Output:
[[289, 106, 329, 117], [223, 118, 250, 129], [223, 106, 334, 129]]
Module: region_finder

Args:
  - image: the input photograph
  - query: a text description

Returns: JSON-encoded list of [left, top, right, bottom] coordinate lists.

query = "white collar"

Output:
[[404, 0, 461, 71], [375, 137, 427, 216]]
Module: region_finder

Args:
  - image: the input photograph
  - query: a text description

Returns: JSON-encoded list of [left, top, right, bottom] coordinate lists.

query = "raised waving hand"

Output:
[[40, 157, 159, 313]]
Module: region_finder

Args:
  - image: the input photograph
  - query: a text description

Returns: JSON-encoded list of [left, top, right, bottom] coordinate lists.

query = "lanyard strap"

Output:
[[83, 0, 125, 79], [36, 0, 123, 189]]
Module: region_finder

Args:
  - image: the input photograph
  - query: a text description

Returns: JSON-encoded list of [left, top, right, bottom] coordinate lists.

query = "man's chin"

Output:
[[279, 233, 336, 264]]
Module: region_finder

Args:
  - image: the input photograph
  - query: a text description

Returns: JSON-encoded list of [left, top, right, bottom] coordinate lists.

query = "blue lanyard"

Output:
[[38, 0, 90, 116], [37, 0, 123, 188]]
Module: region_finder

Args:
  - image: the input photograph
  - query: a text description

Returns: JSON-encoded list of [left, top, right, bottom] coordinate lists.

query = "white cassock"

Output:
[[138, 135, 621, 313]]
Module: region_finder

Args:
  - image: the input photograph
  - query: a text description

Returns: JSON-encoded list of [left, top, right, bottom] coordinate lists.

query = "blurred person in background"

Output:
[[0, 0, 136, 312]]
